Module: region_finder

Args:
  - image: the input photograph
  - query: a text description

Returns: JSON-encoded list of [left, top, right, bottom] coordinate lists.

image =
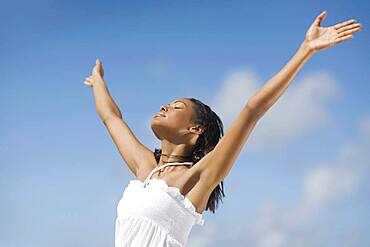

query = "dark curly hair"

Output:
[[153, 97, 226, 213]]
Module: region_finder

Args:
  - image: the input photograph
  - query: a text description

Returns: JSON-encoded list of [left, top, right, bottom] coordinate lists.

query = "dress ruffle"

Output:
[[116, 215, 183, 247], [130, 179, 205, 226]]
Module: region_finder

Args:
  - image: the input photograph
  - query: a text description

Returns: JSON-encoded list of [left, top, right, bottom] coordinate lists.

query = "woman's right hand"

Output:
[[304, 11, 362, 53], [84, 59, 104, 87]]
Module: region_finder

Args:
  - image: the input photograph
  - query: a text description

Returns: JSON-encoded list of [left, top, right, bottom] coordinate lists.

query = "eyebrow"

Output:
[[171, 100, 187, 107]]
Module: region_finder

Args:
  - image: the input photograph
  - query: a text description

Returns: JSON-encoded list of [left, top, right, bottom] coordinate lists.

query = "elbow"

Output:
[[101, 113, 121, 125], [101, 115, 112, 125], [246, 98, 267, 119]]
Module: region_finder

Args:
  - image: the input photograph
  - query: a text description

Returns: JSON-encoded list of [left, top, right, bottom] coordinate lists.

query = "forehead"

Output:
[[170, 98, 191, 105]]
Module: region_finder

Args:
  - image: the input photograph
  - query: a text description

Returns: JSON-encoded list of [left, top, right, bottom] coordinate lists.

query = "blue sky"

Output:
[[1, 1, 369, 246]]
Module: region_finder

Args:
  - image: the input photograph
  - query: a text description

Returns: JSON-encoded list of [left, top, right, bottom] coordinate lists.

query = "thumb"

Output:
[[94, 59, 104, 77], [313, 11, 327, 27]]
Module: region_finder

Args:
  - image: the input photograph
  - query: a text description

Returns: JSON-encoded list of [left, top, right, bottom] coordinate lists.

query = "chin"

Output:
[[150, 124, 162, 140]]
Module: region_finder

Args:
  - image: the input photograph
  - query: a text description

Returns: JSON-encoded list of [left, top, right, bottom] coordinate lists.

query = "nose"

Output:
[[160, 105, 168, 112]]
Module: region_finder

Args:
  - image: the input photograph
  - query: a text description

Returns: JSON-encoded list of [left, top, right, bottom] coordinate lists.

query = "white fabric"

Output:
[[115, 162, 205, 247]]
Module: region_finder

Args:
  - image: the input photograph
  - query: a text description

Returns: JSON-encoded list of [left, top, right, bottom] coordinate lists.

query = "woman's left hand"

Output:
[[84, 59, 104, 88], [304, 11, 362, 52]]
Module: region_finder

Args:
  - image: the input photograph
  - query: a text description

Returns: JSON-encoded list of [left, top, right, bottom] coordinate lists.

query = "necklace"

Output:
[[160, 152, 192, 164]]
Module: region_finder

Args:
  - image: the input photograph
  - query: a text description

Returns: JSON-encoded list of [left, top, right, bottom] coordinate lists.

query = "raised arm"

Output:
[[84, 59, 122, 121], [248, 11, 361, 116], [84, 60, 155, 177], [195, 12, 362, 185]]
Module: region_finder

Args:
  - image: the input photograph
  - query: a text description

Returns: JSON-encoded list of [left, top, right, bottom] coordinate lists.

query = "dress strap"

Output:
[[143, 162, 193, 187]]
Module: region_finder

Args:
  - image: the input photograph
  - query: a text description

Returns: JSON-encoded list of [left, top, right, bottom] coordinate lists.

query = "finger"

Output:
[[95, 62, 103, 72], [334, 19, 356, 30], [92, 66, 98, 74], [334, 34, 353, 44], [83, 81, 92, 86], [337, 23, 362, 33], [313, 11, 327, 26], [96, 63, 104, 76], [338, 27, 361, 37], [84, 78, 93, 84], [84, 77, 92, 83]]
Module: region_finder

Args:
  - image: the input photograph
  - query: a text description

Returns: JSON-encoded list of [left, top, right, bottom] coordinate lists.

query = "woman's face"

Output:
[[151, 97, 196, 142]]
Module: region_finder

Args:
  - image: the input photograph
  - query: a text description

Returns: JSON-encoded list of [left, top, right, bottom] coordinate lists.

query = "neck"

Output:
[[158, 139, 193, 166]]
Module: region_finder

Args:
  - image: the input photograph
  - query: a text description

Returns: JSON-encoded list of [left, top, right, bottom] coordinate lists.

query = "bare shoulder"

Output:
[[135, 156, 158, 182]]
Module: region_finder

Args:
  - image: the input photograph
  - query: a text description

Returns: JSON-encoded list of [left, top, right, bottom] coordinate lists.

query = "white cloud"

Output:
[[210, 66, 260, 129], [210, 67, 341, 151], [187, 222, 219, 247], [253, 121, 369, 247], [301, 159, 359, 212]]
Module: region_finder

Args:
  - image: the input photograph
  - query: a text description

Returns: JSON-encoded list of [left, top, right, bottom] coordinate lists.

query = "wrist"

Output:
[[300, 40, 315, 57]]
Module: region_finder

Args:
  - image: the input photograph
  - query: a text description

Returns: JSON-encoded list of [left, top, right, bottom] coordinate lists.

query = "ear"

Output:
[[189, 125, 205, 135]]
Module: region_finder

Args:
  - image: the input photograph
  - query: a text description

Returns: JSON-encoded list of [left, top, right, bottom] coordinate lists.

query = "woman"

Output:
[[84, 11, 361, 247]]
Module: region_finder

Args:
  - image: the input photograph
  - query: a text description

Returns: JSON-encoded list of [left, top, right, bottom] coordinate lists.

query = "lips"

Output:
[[154, 112, 166, 118]]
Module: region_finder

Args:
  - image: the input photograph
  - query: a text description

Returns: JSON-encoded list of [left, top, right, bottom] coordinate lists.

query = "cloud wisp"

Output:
[[210, 67, 341, 151]]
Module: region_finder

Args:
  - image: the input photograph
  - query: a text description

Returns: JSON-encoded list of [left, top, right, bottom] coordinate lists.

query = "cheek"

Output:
[[171, 113, 191, 126]]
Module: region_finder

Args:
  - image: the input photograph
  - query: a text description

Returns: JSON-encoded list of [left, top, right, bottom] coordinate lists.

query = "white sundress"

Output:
[[115, 161, 205, 247]]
